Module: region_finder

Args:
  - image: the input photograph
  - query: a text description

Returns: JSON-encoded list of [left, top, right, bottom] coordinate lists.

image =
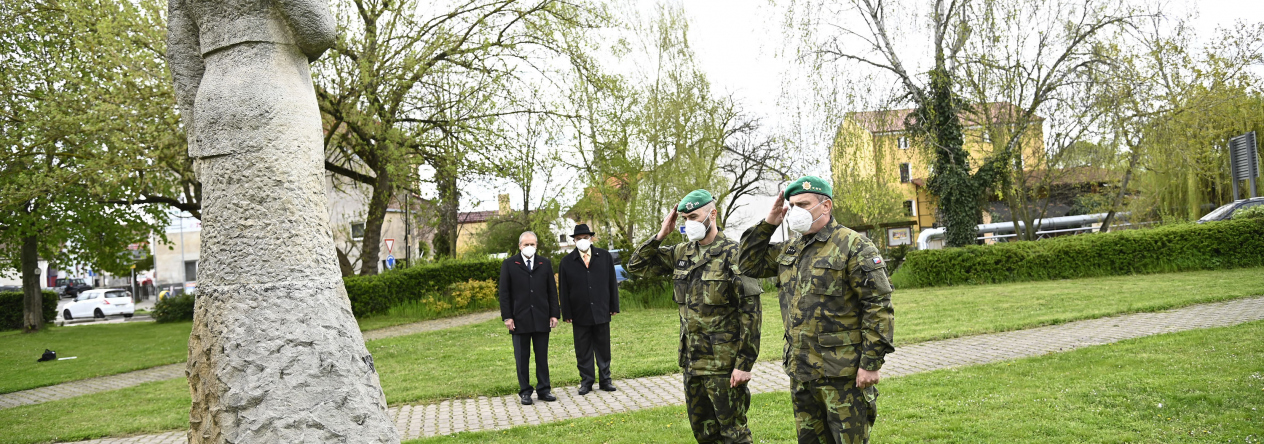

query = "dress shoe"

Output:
[[599, 382, 618, 392], [537, 391, 557, 402], [520, 393, 533, 405], [577, 383, 592, 396]]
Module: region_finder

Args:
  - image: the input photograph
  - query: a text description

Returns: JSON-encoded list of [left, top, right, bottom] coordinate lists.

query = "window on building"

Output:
[[351, 222, 365, 240], [559, 234, 567, 243], [898, 136, 909, 149], [899, 163, 911, 183], [903, 200, 915, 217], [184, 260, 198, 282]]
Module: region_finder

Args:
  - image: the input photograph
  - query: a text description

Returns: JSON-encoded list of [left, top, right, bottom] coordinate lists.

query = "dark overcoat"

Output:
[[498, 254, 560, 335], [558, 247, 620, 326]]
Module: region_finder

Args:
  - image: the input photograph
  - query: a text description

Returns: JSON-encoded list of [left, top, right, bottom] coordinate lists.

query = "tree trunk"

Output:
[[359, 170, 392, 276], [434, 167, 460, 258], [1100, 148, 1141, 233], [21, 234, 43, 333]]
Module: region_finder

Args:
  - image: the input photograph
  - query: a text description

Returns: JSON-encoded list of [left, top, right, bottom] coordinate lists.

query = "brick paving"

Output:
[[57, 295, 1264, 443], [0, 363, 185, 410], [0, 311, 498, 411]]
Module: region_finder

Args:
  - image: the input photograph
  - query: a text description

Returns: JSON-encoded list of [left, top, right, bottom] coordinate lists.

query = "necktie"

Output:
[[582, 251, 591, 267], [525, 256, 532, 271]]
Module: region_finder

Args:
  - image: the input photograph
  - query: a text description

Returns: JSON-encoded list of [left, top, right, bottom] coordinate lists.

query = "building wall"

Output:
[[833, 111, 1046, 245], [152, 228, 201, 287]]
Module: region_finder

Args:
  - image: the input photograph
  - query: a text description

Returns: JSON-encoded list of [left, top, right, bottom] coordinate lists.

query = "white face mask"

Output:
[[520, 246, 536, 258], [682, 214, 712, 242], [786, 200, 826, 233], [575, 238, 592, 252]]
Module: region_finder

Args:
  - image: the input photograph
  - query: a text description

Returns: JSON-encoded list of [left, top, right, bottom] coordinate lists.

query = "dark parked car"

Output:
[[1197, 197, 1264, 223], [55, 278, 93, 299]]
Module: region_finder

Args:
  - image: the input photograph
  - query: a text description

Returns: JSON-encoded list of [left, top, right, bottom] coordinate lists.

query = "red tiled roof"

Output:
[[458, 210, 497, 224], [846, 102, 1044, 134]]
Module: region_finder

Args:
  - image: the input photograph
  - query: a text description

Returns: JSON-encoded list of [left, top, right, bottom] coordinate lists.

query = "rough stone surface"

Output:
[[166, 0, 396, 442], [56, 296, 1264, 443]]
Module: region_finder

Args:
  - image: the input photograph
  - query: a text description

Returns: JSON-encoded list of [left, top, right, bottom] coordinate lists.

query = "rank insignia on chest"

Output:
[[676, 260, 688, 269], [786, 246, 797, 255]]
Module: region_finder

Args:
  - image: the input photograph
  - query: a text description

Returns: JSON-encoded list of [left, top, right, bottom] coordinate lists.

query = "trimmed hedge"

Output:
[[890, 218, 1264, 289], [0, 290, 59, 330], [153, 293, 196, 323], [343, 259, 501, 317]]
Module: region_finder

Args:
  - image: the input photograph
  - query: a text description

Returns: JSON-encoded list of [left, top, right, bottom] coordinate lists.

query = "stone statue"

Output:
[[167, 0, 399, 442]]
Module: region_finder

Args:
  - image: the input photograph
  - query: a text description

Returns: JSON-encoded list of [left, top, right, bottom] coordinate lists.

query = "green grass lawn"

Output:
[[893, 267, 1264, 344], [0, 378, 189, 444], [1, 267, 1261, 443], [409, 319, 1264, 444], [0, 322, 191, 394], [355, 307, 496, 332]]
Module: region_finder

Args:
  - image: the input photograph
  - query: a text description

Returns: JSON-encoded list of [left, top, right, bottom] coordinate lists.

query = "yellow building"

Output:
[[454, 194, 512, 256], [831, 103, 1045, 246]]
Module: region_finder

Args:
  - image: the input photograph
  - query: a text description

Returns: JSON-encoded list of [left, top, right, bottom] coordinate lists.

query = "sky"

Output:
[[457, 0, 1264, 236]]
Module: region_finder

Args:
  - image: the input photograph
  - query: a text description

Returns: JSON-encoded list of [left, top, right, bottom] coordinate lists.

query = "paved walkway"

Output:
[[0, 311, 499, 411], [59, 296, 1264, 443]]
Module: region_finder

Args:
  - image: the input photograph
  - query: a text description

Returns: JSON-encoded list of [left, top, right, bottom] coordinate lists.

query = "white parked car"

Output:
[[63, 289, 134, 320]]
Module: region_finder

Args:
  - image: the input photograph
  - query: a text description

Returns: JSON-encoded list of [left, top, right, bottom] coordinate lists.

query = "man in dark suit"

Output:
[[499, 231, 560, 405], [558, 224, 620, 395]]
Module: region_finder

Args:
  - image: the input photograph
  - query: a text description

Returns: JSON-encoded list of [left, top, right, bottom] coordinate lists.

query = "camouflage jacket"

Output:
[[738, 218, 895, 382], [627, 232, 762, 376]]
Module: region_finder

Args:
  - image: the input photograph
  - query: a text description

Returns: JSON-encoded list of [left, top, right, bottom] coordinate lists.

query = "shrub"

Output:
[[152, 293, 196, 323], [890, 217, 1264, 289], [1234, 205, 1264, 220], [343, 259, 500, 317], [0, 290, 58, 330]]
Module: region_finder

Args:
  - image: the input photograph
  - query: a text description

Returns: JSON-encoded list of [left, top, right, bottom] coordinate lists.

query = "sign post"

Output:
[[1229, 131, 1260, 200]]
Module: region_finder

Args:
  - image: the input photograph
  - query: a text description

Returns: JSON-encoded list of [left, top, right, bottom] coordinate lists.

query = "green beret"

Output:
[[783, 176, 833, 200], [677, 189, 715, 213]]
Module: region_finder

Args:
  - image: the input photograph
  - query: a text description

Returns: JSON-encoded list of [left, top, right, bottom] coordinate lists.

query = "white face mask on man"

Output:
[[575, 238, 592, 252], [681, 213, 713, 242], [785, 200, 827, 233], [521, 246, 537, 258]]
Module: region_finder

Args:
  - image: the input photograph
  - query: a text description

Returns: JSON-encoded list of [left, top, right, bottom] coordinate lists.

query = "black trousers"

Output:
[[512, 332, 551, 396], [572, 322, 612, 385]]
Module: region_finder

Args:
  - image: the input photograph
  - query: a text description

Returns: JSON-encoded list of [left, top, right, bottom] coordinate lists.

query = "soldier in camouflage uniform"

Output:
[[627, 189, 763, 444], [737, 176, 895, 444]]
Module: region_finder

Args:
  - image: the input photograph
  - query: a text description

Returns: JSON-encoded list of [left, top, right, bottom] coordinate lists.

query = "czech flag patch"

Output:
[[872, 257, 883, 265]]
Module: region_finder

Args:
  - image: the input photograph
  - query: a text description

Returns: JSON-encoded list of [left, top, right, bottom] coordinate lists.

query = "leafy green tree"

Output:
[[315, 0, 605, 270], [0, 0, 166, 331], [784, 0, 1134, 247]]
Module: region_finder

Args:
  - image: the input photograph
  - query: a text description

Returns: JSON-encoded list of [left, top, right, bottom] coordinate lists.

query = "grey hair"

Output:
[[518, 231, 538, 244]]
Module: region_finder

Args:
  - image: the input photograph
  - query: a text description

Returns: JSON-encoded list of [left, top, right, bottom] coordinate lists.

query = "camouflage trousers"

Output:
[[683, 374, 752, 444], [789, 376, 878, 444]]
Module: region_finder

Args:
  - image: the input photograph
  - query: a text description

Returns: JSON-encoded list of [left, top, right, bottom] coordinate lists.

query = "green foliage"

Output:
[[892, 218, 1264, 288], [617, 277, 675, 310], [343, 259, 501, 317], [1234, 205, 1264, 220], [151, 294, 195, 323], [0, 291, 57, 331]]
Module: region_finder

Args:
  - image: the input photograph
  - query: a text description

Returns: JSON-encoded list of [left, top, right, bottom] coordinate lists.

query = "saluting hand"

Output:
[[765, 195, 788, 225], [656, 208, 678, 241]]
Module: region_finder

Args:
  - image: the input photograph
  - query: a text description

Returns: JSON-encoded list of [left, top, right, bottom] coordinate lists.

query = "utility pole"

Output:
[[405, 191, 411, 268]]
